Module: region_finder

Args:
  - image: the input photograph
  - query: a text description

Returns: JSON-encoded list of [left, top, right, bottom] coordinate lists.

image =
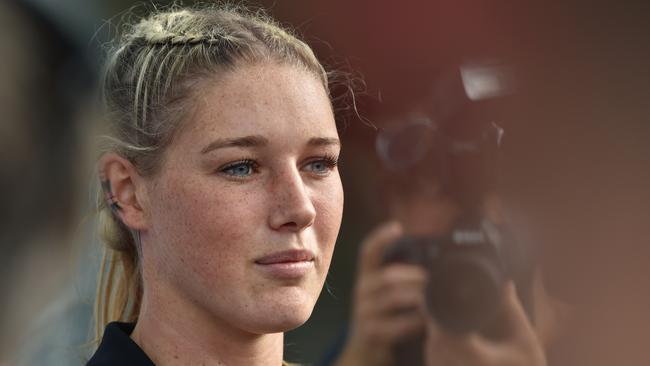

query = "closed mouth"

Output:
[[254, 249, 315, 265]]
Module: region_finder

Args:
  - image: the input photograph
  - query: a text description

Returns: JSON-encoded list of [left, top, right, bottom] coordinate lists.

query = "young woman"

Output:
[[88, 5, 343, 365]]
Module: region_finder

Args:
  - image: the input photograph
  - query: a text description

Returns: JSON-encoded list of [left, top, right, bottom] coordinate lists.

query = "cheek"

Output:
[[312, 180, 344, 257], [148, 174, 262, 281]]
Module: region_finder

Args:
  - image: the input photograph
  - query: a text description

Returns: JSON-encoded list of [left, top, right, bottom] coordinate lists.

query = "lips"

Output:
[[254, 249, 315, 280], [255, 249, 315, 265]]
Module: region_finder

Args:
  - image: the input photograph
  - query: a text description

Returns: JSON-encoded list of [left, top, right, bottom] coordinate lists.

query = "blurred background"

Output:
[[1, 0, 649, 365]]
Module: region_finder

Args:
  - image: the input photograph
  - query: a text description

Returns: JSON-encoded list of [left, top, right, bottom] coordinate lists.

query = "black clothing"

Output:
[[87, 321, 294, 365], [86, 322, 154, 366]]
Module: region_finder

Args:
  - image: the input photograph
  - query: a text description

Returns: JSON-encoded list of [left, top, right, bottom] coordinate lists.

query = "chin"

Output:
[[256, 310, 312, 333], [245, 288, 318, 334], [241, 309, 313, 335]]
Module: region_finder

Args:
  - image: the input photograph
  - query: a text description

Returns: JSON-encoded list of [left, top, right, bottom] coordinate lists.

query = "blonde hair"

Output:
[[94, 3, 330, 341]]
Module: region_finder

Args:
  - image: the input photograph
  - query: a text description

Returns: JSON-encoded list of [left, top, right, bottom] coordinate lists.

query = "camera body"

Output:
[[383, 214, 533, 335]]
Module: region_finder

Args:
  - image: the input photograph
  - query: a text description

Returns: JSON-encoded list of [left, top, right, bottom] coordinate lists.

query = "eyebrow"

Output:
[[200, 135, 269, 154], [308, 137, 341, 148], [200, 135, 341, 154]]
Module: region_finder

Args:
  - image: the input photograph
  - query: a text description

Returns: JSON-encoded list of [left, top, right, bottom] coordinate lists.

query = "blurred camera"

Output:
[[376, 62, 535, 361]]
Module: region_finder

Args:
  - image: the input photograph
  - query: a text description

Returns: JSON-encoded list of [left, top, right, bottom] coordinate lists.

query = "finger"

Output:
[[425, 316, 498, 365], [368, 312, 426, 345], [500, 281, 536, 339], [426, 329, 497, 366], [370, 285, 426, 318], [452, 333, 500, 364], [379, 264, 428, 288], [358, 221, 403, 274], [359, 264, 427, 296]]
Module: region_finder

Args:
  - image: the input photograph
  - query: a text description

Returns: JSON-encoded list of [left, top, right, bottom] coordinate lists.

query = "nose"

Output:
[[268, 166, 316, 233]]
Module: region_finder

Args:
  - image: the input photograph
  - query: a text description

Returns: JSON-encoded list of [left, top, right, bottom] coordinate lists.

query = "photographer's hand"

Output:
[[424, 282, 547, 366], [334, 221, 428, 366]]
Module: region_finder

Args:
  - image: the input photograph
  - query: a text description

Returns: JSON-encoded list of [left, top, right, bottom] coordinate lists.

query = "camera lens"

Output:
[[426, 251, 504, 334], [376, 118, 437, 172]]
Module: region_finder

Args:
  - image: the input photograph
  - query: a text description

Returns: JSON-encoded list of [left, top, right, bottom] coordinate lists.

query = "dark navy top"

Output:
[[87, 321, 296, 365], [86, 322, 154, 366]]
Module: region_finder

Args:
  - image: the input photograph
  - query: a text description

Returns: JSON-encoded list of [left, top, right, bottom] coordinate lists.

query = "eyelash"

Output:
[[218, 159, 259, 178], [217, 155, 339, 179], [306, 154, 339, 175]]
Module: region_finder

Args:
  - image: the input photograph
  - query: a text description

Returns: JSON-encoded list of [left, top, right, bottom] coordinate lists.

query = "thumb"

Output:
[[358, 221, 403, 274]]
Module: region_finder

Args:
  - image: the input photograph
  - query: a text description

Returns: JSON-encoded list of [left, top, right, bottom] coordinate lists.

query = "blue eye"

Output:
[[220, 160, 257, 177], [304, 155, 338, 176]]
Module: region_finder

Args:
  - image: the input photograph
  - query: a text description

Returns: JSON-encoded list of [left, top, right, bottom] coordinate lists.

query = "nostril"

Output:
[[280, 221, 299, 231]]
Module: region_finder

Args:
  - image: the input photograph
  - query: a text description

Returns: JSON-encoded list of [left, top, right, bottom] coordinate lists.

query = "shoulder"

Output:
[[86, 322, 155, 366]]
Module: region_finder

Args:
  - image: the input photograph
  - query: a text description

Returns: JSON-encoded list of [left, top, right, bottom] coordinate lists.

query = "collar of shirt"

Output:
[[86, 322, 154, 366]]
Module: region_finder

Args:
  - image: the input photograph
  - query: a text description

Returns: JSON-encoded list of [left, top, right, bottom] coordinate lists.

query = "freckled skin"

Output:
[[138, 62, 343, 345], [120, 63, 344, 365]]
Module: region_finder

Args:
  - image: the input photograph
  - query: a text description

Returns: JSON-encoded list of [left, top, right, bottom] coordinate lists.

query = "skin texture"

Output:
[[101, 62, 343, 366]]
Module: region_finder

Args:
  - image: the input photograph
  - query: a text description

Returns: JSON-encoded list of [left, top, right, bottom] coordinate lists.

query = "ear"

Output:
[[99, 153, 149, 231]]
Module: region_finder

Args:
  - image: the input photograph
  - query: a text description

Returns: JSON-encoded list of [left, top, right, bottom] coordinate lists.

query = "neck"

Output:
[[131, 285, 284, 366]]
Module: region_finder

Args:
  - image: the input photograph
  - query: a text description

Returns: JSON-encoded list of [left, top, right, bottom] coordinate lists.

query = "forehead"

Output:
[[181, 63, 336, 145]]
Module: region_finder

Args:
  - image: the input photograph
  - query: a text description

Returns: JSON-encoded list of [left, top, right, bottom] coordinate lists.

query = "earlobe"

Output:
[[99, 153, 149, 231]]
